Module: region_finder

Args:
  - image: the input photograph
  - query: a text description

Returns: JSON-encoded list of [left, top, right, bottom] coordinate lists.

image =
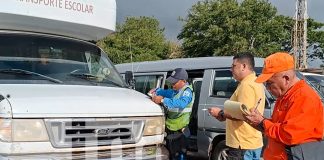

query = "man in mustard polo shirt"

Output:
[[209, 52, 265, 160]]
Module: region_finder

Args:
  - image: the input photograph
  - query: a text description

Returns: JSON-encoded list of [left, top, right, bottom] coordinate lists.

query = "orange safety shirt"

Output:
[[263, 80, 324, 160]]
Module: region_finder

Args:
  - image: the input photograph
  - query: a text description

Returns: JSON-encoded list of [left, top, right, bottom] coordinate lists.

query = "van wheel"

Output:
[[210, 140, 229, 160]]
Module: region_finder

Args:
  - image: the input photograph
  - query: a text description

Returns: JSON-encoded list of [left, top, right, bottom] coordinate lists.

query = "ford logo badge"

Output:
[[95, 128, 110, 136]]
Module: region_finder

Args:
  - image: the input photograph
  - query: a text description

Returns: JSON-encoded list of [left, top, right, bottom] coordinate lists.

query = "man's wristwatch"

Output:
[[218, 110, 225, 119]]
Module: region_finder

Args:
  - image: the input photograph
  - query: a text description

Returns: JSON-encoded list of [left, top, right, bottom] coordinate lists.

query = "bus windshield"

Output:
[[0, 33, 125, 87]]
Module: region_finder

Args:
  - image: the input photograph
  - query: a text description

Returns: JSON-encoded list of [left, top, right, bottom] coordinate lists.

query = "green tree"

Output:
[[178, 0, 293, 57], [166, 41, 184, 59], [280, 18, 324, 64], [98, 16, 170, 64], [307, 18, 324, 62]]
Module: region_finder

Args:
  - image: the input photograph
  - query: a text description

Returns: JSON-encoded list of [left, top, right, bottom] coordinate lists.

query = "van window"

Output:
[[134, 75, 162, 94], [212, 70, 238, 98]]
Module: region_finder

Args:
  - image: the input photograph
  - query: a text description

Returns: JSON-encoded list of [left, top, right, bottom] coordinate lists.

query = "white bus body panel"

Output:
[[0, 84, 162, 118], [0, 0, 116, 40]]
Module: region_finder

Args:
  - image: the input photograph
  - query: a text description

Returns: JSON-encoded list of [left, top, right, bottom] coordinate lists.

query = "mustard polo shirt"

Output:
[[226, 72, 265, 149]]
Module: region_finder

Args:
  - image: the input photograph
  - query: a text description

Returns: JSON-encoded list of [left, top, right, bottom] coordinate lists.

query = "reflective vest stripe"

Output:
[[166, 84, 194, 131], [167, 85, 194, 119], [168, 107, 192, 113]]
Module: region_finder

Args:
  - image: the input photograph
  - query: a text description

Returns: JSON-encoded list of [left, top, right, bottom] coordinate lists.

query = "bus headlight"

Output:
[[13, 119, 49, 142], [0, 118, 12, 142], [143, 116, 165, 136], [0, 119, 49, 142]]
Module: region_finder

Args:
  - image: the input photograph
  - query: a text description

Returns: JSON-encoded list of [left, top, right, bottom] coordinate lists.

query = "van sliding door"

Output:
[[202, 69, 238, 132]]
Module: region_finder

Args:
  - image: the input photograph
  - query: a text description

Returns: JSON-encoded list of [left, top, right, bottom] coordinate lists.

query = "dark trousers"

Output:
[[286, 140, 324, 160], [166, 129, 187, 160], [227, 146, 246, 160]]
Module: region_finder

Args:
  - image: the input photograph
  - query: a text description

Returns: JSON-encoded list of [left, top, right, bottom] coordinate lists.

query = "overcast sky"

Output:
[[116, 0, 324, 42], [116, 0, 323, 67]]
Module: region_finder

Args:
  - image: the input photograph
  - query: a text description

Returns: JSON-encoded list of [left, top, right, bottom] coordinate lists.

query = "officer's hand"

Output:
[[148, 88, 157, 97], [152, 95, 163, 104], [148, 88, 157, 94]]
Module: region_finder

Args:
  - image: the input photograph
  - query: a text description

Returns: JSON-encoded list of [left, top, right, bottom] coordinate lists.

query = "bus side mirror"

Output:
[[125, 71, 135, 89]]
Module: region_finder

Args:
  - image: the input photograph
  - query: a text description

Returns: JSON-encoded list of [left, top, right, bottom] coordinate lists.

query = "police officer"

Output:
[[150, 68, 194, 160]]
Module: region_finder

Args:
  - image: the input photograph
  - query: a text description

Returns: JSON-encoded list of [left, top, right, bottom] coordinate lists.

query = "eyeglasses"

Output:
[[264, 81, 274, 88], [171, 80, 179, 85], [264, 74, 286, 88], [231, 64, 237, 68]]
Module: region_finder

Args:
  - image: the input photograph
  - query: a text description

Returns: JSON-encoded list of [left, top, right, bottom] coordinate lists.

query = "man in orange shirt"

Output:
[[244, 52, 324, 160]]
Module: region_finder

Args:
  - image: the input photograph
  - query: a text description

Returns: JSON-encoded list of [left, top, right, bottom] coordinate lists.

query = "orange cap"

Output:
[[255, 52, 295, 83]]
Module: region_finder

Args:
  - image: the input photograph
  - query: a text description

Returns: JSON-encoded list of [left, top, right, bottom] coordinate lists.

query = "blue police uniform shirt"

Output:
[[155, 83, 193, 110]]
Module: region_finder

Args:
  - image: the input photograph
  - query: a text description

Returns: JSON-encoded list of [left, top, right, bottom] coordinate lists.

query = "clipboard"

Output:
[[223, 100, 250, 120]]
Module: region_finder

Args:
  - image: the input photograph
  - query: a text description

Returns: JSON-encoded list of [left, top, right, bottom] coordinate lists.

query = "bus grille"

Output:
[[45, 119, 144, 148]]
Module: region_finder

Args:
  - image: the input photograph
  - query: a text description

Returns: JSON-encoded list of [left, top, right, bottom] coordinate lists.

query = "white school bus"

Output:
[[0, 0, 167, 159]]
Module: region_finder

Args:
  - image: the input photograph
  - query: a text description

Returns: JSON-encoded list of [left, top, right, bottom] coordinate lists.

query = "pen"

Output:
[[254, 98, 262, 112]]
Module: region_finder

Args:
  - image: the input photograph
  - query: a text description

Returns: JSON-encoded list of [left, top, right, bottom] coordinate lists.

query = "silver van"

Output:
[[116, 57, 324, 160], [0, 1, 168, 159]]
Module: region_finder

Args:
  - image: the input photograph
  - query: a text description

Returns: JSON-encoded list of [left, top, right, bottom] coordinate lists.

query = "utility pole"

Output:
[[291, 0, 308, 69]]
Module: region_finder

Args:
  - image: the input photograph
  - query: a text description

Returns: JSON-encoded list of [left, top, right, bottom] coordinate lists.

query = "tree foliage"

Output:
[[98, 16, 170, 64], [178, 0, 324, 59], [307, 19, 324, 61]]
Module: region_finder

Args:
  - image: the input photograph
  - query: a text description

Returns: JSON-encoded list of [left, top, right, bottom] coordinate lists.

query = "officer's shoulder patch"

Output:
[[183, 90, 191, 97]]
